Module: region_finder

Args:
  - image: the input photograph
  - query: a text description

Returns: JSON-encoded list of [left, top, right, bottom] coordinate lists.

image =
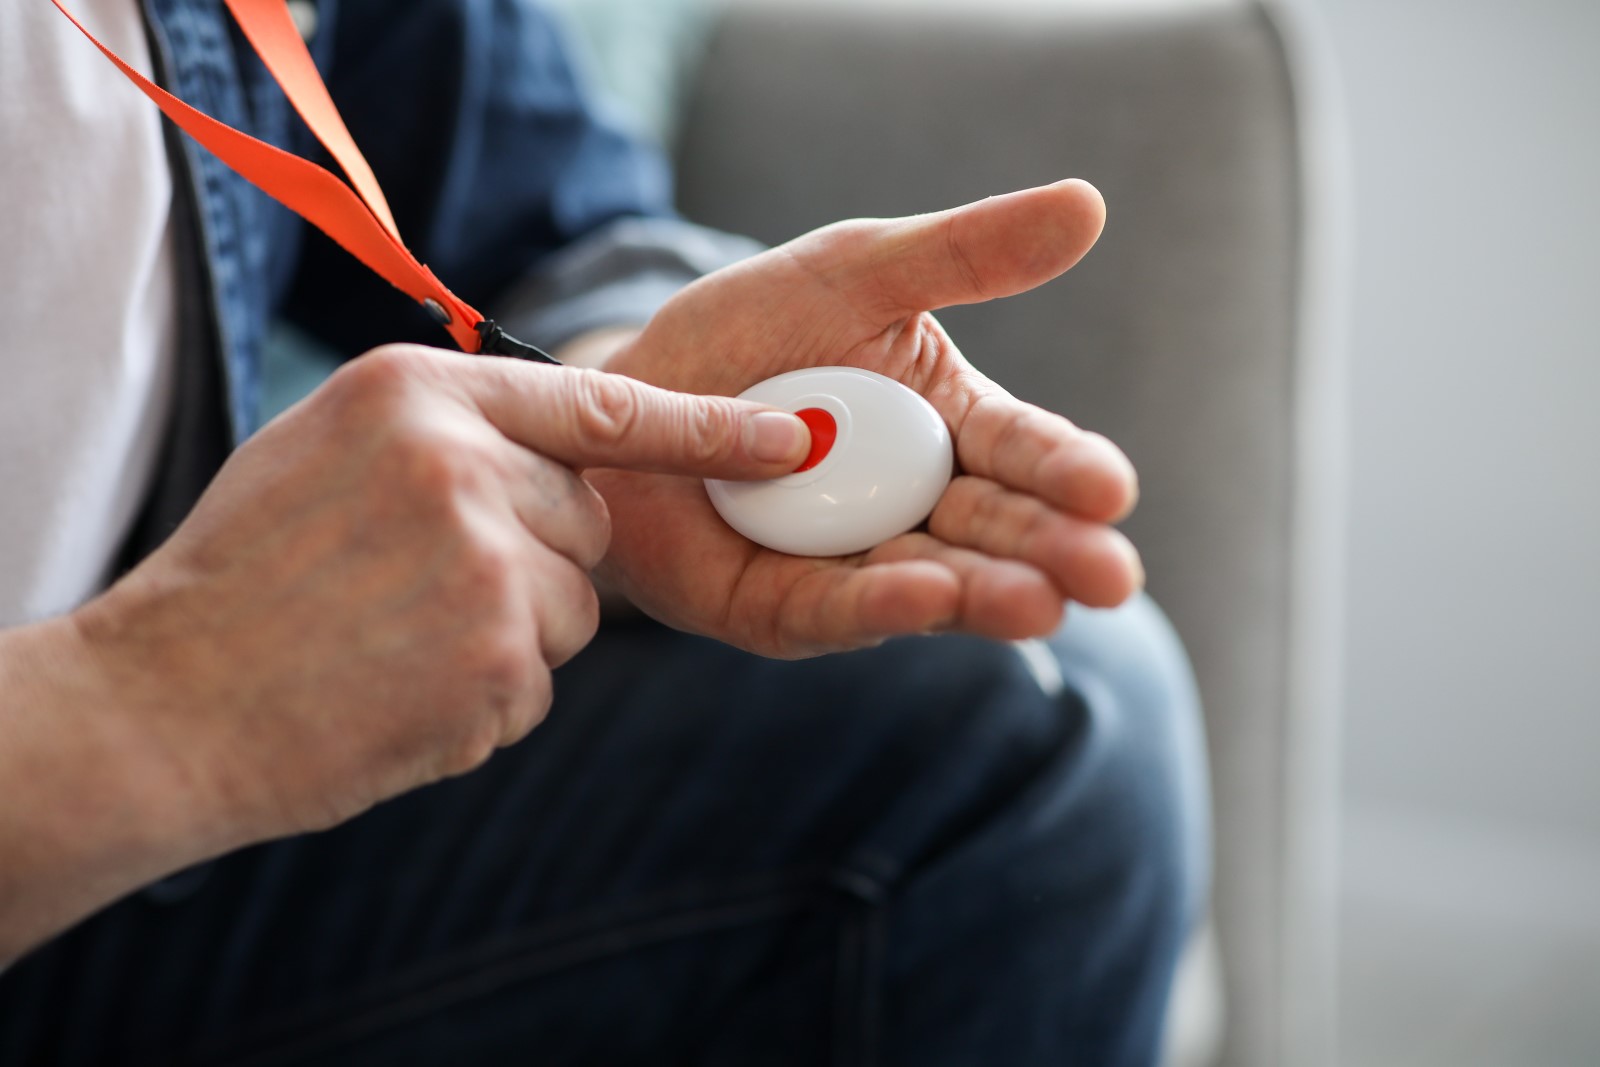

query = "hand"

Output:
[[588, 180, 1143, 658], [67, 347, 811, 843]]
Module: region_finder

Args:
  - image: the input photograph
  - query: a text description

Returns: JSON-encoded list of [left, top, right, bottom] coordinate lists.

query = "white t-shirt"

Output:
[[0, 1, 179, 626]]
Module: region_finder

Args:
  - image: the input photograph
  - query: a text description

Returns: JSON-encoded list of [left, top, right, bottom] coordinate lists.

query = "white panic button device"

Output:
[[707, 367, 955, 557]]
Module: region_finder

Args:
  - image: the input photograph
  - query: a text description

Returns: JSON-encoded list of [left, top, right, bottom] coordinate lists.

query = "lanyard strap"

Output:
[[51, 0, 556, 362]]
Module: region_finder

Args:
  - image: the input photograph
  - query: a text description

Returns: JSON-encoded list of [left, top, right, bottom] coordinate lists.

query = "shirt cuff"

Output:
[[491, 216, 765, 352]]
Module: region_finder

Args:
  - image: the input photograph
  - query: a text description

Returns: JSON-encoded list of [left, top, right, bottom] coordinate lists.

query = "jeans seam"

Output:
[[831, 866, 888, 1067], [176, 877, 824, 1067]]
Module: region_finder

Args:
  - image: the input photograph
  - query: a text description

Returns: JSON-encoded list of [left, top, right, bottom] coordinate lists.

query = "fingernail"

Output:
[[1125, 539, 1147, 591], [746, 411, 808, 464]]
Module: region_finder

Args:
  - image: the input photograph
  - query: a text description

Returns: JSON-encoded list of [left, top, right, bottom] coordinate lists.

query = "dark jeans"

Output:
[[0, 595, 1209, 1066]]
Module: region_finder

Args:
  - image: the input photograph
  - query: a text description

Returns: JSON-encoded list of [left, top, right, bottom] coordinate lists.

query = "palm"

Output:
[[590, 182, 1143, 658]]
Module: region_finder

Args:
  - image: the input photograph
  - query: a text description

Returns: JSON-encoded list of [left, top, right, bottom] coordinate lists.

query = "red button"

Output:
[[793, 408, 838, 473]]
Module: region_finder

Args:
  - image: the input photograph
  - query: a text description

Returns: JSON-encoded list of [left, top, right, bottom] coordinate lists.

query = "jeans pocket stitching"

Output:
[[197, 879, 825, 1067]]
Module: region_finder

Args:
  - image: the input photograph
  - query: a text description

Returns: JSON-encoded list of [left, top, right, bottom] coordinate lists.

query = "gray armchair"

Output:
[[668, 2, 1345, 1065]]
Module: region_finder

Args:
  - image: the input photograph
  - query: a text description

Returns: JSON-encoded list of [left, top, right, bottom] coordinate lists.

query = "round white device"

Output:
[[706, 367, 954, 557]]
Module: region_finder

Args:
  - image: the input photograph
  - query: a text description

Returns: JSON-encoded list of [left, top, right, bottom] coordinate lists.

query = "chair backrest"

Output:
[[673, 3, 1342, 1064]]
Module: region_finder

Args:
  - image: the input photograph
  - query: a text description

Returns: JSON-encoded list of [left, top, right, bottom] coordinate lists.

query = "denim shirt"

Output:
[[128, 0, 755, 560]]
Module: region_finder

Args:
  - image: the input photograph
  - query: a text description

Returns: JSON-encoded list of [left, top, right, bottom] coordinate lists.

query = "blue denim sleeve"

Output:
[[280, 0, 684, 356]]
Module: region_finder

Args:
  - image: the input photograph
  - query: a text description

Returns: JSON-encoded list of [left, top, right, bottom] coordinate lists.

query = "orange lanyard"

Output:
[[50, 0, 557, 363]]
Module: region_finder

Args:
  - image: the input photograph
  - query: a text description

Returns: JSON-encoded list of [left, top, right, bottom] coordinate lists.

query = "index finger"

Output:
[[419, 349, 813, 480]]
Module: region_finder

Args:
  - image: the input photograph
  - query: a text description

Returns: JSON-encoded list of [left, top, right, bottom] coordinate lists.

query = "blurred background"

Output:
[[1292, 1, 1600, 1065], [552, 0, 1600, 1061], [270, 0, 1600, 1061]]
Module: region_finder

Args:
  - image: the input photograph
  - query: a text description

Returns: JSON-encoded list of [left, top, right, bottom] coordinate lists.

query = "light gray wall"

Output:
[[1288, 0, 1600, 1062], [1308, 0, 1600, 836]]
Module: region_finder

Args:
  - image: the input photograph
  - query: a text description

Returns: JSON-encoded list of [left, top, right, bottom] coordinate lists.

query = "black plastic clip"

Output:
[[474, 319, 562, 365]]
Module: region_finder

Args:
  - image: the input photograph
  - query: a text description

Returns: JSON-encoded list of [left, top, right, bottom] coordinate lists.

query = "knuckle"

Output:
[[389, 433, 473, 502], [471, 627, 535, 699], [385, 429, 503, 511], [518, 668, 556, 735], [325, 345, 424, 411], [686, 399, 740, 466], [484, 638, 554, 751], [444, 625, 541, 776], [933, 476, 993, 534], [1019, 407, 1066, 453], [814, 218, 878, 256], [972, 478, 1012, 528], [944, 215, 987, 300], [541, 561, 602, 667], [360, 343, 426, 378], [452, 623, 538, 756], [445, 723, 502, 778], [430, 532, 521, 631], [1014, 499, 1057, 557], [573, 370, 643, 451], [455, 537, 520, 608]]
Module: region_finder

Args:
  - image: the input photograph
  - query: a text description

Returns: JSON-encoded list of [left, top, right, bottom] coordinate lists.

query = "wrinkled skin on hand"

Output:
[[588, 180, 1145, 659], [73, 348, 811, 839]]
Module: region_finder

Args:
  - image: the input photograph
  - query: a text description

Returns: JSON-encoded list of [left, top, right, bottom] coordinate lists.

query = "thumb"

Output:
[[798, 178, 1106, 322], [442, 354, 811, 478]]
